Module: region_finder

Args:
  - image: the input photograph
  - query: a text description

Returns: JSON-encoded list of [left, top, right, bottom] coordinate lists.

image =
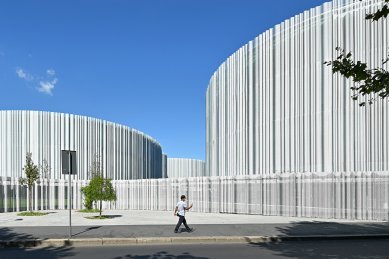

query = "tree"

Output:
[[20, 153, 40, 212], [81, 176, 117, 216], [81, 155, 117, 215], [324, 0, 389, 106], [81, 154, 103, 209]]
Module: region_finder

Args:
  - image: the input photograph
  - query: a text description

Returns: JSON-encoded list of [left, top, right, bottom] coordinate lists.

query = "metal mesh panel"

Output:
[[0, 173, 388, 220]]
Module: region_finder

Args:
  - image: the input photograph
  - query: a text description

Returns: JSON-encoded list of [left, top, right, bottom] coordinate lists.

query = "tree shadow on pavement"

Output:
[[73, 226, 102, 237], [0, 227, 75, 259], [248, 221, 389, 259], [113, 251, 210, 259], [274, 221, 389, 236]]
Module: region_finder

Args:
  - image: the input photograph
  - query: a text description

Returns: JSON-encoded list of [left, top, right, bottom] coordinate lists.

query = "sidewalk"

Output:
[[0, 210, 388, 247]]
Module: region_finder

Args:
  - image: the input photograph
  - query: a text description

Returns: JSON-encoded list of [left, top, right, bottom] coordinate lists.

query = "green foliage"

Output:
[[19, 152, 40, 211], [17, 211, 48, 216], [88, 176, 117, 202], [325, 1, 389, 106], [81, 154, 102, 210], [80, 186, 94, 210], [20, 152, 40, 187], [324, 48, 389, 106], [81, 154, 115, 212], [364, 0, 389, 21], [77, 208, 100, 213], [84, 215, 111, 219], [81, 176, 117, 216]]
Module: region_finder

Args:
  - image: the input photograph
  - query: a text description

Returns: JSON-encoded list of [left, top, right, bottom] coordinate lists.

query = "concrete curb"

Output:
[[1, 234, 389, 247]]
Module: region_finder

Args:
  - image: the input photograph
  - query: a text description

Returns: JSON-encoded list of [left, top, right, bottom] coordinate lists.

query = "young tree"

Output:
[[20, 153, 40, 212], [82, 176, 117, 216], [81, 155, 117, 215], [325, 0, 389, 106], [81, 154, 103, 209]]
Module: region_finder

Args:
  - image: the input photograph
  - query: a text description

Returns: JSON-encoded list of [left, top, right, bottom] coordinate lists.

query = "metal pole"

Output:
[[68, 115, 72, 239], [68, 151, 72, 239]]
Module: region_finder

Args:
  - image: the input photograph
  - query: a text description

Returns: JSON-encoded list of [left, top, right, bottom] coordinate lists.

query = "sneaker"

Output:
[[186, 228, 193, 232]]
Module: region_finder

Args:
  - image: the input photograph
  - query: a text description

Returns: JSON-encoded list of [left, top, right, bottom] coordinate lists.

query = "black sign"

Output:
[[61, 150, 77, 175]]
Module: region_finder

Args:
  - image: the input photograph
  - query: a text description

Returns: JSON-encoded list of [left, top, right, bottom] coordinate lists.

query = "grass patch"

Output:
[[77, 208, 101, 213], [84, 215, 110, 220], [84, 215, 122, 220], [17, 211, 49, 216]]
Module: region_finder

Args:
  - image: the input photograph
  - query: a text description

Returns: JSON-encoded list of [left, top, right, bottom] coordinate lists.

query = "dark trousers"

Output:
[[175, 215, 190, 231]]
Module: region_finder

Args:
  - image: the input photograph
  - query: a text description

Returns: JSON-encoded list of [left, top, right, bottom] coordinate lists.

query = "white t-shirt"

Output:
[[176, 200, 187, 216]]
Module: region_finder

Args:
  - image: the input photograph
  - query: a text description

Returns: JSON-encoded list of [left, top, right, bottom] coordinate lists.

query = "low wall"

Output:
[[1, 172, 388, 220]]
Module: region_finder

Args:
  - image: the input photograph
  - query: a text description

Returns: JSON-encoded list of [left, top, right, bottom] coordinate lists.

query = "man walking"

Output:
[[174, 194, 193, 233]]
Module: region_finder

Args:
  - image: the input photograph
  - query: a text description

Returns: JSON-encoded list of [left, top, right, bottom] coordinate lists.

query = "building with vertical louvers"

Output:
[[0, 110, 163, 180], [206, 0, 389, 176], [167, 158, 206, 178]]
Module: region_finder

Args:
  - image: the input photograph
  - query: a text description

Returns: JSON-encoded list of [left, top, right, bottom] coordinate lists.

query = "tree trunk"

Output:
[[29, 185, 32, 212], [99, 200, 102, 217]]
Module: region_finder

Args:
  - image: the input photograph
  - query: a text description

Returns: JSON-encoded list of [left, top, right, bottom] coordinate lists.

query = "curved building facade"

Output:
[[0, 110, 163, 180], [206, 0, 389, 176], [167, 158, 206, 178]]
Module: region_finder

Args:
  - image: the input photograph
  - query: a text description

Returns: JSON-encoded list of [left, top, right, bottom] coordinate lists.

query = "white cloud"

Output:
[[46, 69, 55, 76], [16, 67, 58, 95], [16, 68, 26, 78], [16, 68, 33, 81], [37, 78, 58, 96]]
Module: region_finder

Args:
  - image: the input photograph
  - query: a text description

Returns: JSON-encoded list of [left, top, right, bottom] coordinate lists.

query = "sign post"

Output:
[[62, 150, 77, 239]]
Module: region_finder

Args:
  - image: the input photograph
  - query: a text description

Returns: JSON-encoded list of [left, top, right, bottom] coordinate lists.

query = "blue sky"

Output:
[[0, 0, 327, 160]]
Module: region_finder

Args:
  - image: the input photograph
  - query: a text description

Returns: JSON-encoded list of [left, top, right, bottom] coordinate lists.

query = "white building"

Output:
[[167, 158, 206, 178], [206, 0, 389, 176], [0, 110, 163, 180]]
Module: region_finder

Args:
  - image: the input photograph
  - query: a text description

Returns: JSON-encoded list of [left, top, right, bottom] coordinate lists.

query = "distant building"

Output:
[[167, 158, 206, 178], [0, 110, 163, 180], [162, 154, 168, 178]]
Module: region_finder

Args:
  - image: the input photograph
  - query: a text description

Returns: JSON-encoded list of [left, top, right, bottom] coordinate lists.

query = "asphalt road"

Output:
[[1, 239, 389, 259]]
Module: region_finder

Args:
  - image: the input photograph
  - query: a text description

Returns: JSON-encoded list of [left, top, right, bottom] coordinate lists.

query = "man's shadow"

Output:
[[176, 228, 195, 233]]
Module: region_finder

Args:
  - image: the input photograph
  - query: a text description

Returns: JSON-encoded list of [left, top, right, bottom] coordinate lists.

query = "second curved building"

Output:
[[0, 110, 163, 180]]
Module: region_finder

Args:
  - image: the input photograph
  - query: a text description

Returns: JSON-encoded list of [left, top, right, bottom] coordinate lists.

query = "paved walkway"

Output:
[[0, 210, 373, 227], [0, 210, 388, 245]]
